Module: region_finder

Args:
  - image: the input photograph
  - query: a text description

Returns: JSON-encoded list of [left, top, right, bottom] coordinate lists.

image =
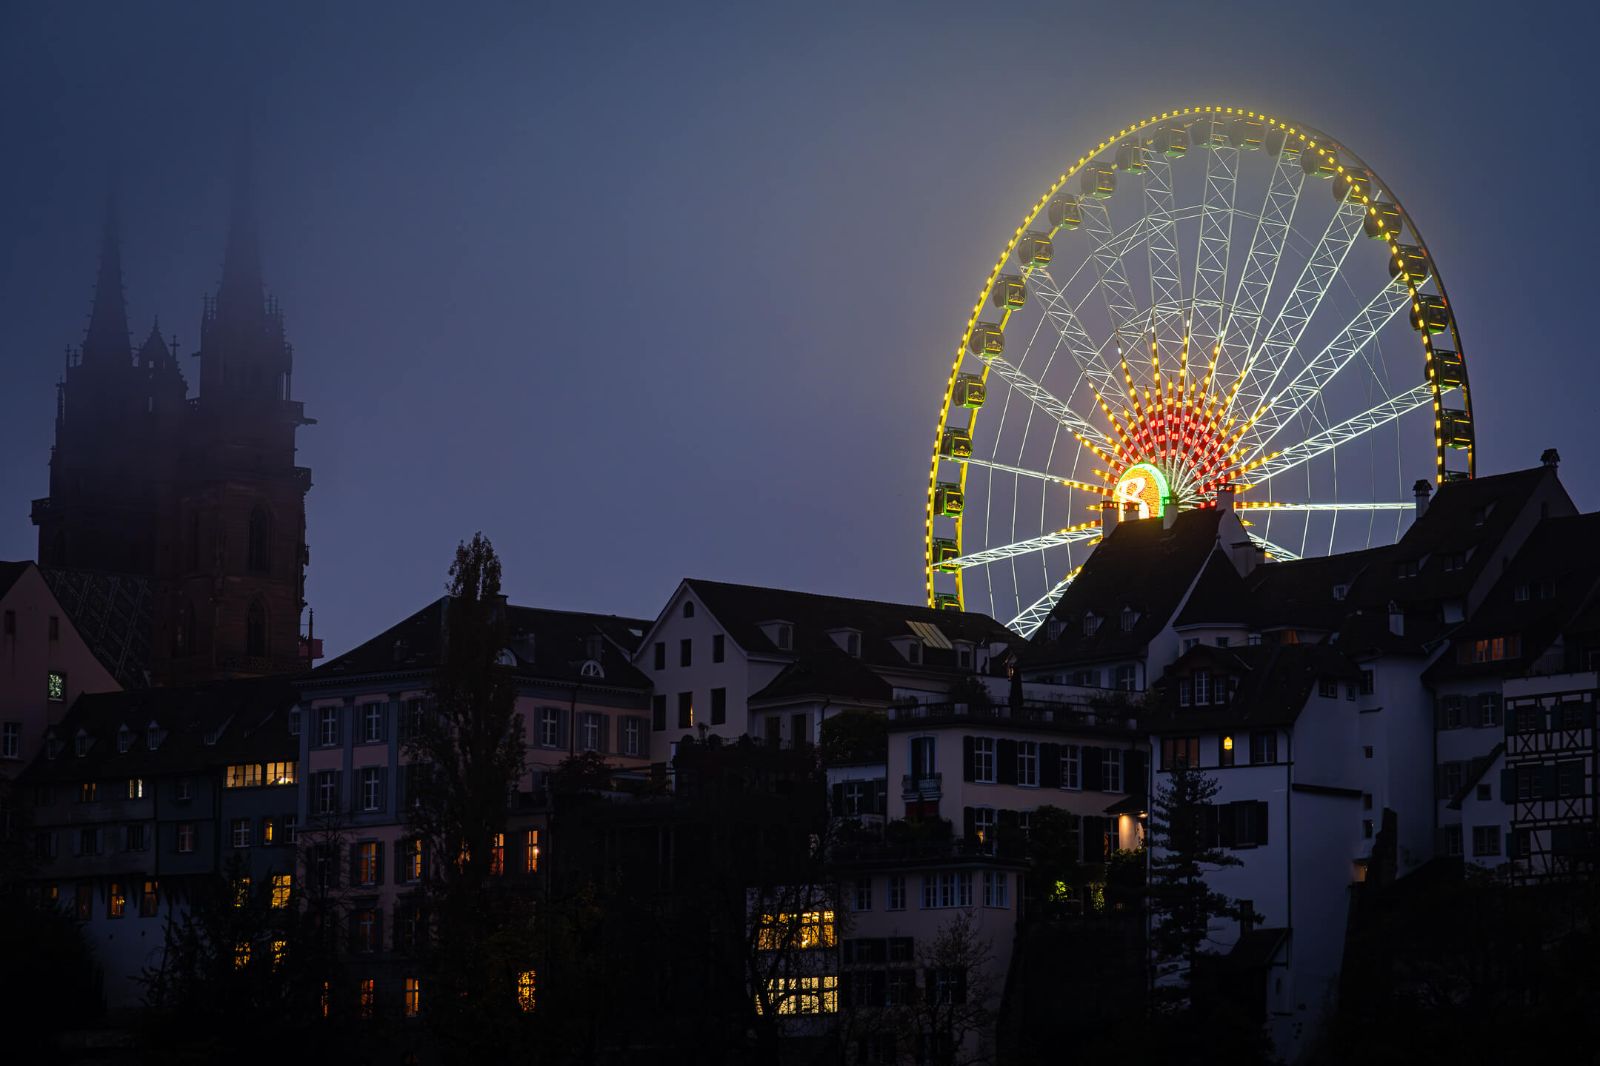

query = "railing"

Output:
[[886, 701, 1139, 733], [900, 772, 942, 800]]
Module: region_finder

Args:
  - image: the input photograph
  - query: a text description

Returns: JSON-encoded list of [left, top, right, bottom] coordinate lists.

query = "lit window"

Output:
[[358, 978, 375, 1017], [272, 938, 288, 970], [127, 778, 144, 799], [404, 977, 421, 1018], [234, 943, 251, 970], [47, 672, 66, 702], [270, 873, 292, 909], [234, 878, 251, 907], [403, 837, 424, 882], [490, 832, 505, 876], [79, 782, 96, 803], [141, 880, 159, 917], [757, 975, 839, 1015], [517, 969, 537, 1012], [265, 761, 296, 786], [262, 818, 277, 845], [225, 764, 263, 788], [525, 829, 540, 873], [356, 841, 379, 885], [107, 881, 126, 918], [320, 981, 331, 1018], [756, 910, 836, 951]]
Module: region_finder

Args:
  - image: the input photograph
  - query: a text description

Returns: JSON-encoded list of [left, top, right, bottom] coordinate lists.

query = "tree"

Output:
[[1146, 761, 1256, 1007], [406, 533, 534, 1061]]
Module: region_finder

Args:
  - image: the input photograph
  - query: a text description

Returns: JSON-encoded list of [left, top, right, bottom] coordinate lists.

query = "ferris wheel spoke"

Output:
[[1082, 198, 1143, 357], [1238, 502, 1413, 513], [1218, 150, 1306, 387], [1250, 536, 1302, 562], [940, 527, 1101, 570], [1228, 200, 1366, 421], [1008, 569, 1082, 638], [1143, 156, 1186, 369], [1243, 277, 1416, 454], [1188, 142, 1239, 361], [981, 354, 1115, 449], [959, 455, 1103, 489], [1243, 384, 1434, 486], [1030, 267, 1129, 405]]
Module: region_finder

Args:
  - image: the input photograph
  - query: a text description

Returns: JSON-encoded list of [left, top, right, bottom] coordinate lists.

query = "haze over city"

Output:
[[2, 0, 1589, 655]]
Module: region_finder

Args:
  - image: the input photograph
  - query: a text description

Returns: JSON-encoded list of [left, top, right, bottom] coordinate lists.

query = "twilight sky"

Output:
[[0, 0, 1591, 657]]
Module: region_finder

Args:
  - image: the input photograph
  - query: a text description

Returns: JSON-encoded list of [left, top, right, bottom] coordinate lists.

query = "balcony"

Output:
[[886, 699, 1140, 736], [901, 772, 942, 802]]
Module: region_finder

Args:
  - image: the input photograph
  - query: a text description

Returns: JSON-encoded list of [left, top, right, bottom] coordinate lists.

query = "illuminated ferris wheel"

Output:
[[923, 105, 1475, 636]]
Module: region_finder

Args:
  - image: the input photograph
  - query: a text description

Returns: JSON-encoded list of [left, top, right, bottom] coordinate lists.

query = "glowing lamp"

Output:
[[1223, 735, 1234, 751]]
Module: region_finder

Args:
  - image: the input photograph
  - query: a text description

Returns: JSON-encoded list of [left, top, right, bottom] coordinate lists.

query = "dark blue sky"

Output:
[[1, 0, 1590, 657]]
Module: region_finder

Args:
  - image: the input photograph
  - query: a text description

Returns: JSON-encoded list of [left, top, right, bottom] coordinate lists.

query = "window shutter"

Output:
[[558, 710, 570, 750], [1218, 803, 1237, 848], [600, 715, 612, 754], [997, 739, 1018, 785], [874, 778, 888, 815], [1539, 764, 1558, 799], [350, 847, 362, 886], [963, 806, 976, 842], [394, 840, 406, 883], [376, 841, 386, 885], [1254, 800, 1269, 845], [833, 783, 847, 813], [1083, 747, 1104, 792], [1040, 743, 1061, 788], [1500, 768, 1514, 802], [1125, 749, 1148, 796], [1200, 805, 1219, 849], [962, 736, 975, 783], [373, 909, 384, 954]]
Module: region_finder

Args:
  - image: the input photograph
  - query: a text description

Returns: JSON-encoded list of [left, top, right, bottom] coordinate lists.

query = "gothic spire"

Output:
[[215, 138, 265, 323], [138, 316, 167, 368], [82, 193, 132, 368]]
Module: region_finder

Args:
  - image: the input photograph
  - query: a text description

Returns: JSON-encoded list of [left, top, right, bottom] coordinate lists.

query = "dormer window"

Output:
[[117, 727, 132, 754], [46, 731, 61, 759], [759, 621, 795, 651], [1083, 613, 1101, 637], [147, 723, 161, 751], [1047, 620, 1066, 641], [1394, 559, 1419, 580], [1193, 670, 1211, 706], [907, 642, 922, 666], [955, 642, 973, 670], [497, 649, 519, 667], [580, 660, 605, 679], [74, 730, 90, 758], [1332, 584, 1349, 602], [829, 629, 863, 658], [586, 634, 604, 661], [1119, 608, 1140, 633], [1440, 551, 1468, 573]]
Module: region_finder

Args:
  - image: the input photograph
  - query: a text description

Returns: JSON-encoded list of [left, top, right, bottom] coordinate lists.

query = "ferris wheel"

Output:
[[923, 105, 1475, 636]]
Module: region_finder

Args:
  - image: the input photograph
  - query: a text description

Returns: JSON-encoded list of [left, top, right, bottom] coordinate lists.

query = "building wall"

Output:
[[0, 565, 120, 775]]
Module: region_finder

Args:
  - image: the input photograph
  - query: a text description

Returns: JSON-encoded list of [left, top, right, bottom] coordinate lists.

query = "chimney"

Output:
[[1215, 484, 1235, 516], [1542, 448, 1561, 470], [1101, 499, 1119, 536], [1412, 479, 1432, 518], [1387, 600, 1404, 637], [1162, 496, 1178, 530]]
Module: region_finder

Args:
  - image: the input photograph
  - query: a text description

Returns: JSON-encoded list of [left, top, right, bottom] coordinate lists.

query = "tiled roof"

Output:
[[38, 566, 152, 688], [682, 579, 1017, 672], [312, 596, 653, 689], [0, 561, 29, 601], [1424, 511, 1600, 683], [1025, 510, 1224, 665], [750, 648, 894, 704], [1146, 642, 1362, 734], [22, 677, 297, 782]]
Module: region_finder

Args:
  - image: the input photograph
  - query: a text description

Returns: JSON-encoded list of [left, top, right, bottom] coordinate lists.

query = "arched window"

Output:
[[248, 507, 272, 573], [173, 598, 197, 656], [247, 600, 267, 658]]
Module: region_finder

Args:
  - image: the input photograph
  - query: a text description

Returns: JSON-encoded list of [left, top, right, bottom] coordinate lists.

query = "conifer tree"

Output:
[[1146, 760, 1256, 1006]]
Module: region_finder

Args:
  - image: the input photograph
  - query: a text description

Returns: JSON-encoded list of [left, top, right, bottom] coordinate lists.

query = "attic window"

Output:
[[777, 625, 793, 651], [1332, 584, 1349, 602], [586, 634, 604, 660], [1119, 608, 1140, 633], [497, 649, 519, 667], [147, 724, 161, 751], [905, 642, 923, 666], [1083, 613, 1102, 637], [956, 644, 972, 670], [1393, 560, 1418, 580], [117, 728, 132, 754], [1440, 551, 1468, 573], [683, 601, 695, 619], [75, 730, 90, 757], [1047, 620, 1065, 641], [46, 732, 61, 759], [1473, 503, 1493, 526], [580, 660, 605, 679]]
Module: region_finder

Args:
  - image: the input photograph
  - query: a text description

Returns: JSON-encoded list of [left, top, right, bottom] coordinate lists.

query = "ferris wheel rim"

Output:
[[922, 104, 1475, 624]]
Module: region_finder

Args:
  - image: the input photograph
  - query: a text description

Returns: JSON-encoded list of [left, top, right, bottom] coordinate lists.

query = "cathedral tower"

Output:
[[34, 172, 313, 685]]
